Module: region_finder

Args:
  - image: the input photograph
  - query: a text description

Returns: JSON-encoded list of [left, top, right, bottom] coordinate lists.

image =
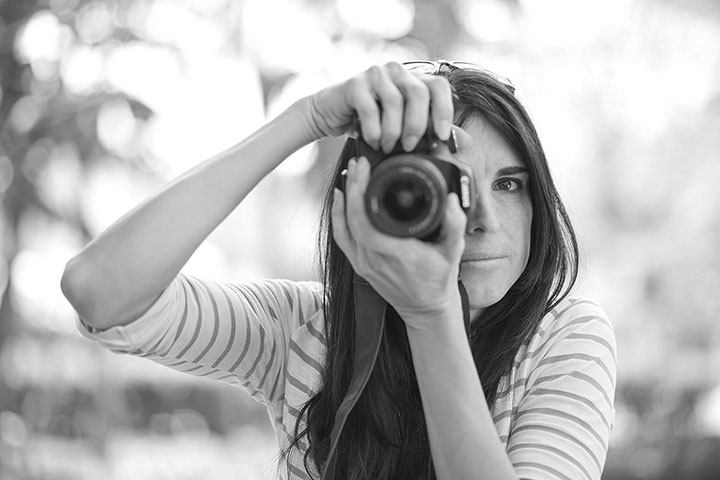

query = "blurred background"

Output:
[[1, 0, 720, 478]]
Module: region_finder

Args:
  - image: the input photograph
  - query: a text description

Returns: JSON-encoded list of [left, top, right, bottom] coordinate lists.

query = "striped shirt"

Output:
[[77, 273, 616, 480]]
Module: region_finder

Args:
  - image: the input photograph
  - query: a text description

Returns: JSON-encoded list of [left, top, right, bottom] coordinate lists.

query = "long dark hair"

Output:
[[280, 67, 579, 479]]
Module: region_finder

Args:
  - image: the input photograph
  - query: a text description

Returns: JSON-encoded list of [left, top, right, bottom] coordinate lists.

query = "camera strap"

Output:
[[320, 274, 471, 479]]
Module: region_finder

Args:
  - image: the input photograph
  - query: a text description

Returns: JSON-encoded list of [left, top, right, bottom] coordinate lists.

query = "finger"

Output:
[[385, 63, 430, 152], [331, 186, 358, 260], [345, 156, 414, 252], [347, 76, 382, 150], [437, 193, 467, 259], [419, 75, 454, 141], [367, 66, 404, 154]]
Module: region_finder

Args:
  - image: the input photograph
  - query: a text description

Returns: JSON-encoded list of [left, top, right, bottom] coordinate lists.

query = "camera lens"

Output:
[[383, 177, 430, 222], [365, 155, 447, 239]]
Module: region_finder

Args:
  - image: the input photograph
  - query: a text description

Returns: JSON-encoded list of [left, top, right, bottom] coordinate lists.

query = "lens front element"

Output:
[[365, 155, 448, 239], [383, 176, 430, 222]]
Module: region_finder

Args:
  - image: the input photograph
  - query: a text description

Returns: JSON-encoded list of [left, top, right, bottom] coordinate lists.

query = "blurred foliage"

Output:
[[1, 0, 720, 478]]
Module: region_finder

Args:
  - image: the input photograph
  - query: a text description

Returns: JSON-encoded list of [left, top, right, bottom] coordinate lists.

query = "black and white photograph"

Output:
[[1, 0, 719, 478]]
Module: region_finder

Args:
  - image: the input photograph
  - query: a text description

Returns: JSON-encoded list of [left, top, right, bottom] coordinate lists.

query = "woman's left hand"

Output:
[[331, 154, 468, 332]]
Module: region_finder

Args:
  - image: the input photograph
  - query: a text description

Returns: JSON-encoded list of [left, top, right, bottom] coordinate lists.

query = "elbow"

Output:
[[61, 256, 101, 326]]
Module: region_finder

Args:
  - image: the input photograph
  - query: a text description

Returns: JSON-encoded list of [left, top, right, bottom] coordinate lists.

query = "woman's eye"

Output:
[[495, 178, 523, 191]]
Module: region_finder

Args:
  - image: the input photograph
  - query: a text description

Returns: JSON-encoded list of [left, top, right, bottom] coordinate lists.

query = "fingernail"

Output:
[[358, 156, 368, 170], [402, 135, 419, 152], [437, 120, 451, 140]]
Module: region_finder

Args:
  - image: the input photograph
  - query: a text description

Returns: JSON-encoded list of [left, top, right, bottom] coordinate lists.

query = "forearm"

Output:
[[405, 312, 517, 480], [62, 98, 318, 329]]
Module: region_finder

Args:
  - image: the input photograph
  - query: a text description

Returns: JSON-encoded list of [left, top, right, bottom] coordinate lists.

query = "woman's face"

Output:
[[455, 115, 533, 320]]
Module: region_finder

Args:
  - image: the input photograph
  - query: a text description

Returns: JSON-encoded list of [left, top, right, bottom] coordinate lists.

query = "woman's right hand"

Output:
[[303, 62, 455, 154]]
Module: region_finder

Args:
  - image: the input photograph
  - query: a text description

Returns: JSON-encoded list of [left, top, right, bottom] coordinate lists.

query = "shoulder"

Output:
[[513, 295, 617, 400], [506, 297, 618, 480], [528, 296, 616, 362]]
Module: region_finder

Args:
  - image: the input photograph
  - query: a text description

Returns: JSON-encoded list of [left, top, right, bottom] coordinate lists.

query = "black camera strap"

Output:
[[320, 274, 472, 479]]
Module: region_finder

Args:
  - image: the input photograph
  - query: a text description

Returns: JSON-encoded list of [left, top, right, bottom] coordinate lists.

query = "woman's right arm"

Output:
[[61, 62, 454, 330], [61, 98, 320, 330]]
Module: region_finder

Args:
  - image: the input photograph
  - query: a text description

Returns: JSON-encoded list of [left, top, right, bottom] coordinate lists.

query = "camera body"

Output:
[[351, 129, 476, 242]]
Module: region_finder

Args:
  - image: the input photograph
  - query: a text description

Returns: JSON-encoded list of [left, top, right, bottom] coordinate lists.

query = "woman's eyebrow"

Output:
[[496, 166, 528, 176]]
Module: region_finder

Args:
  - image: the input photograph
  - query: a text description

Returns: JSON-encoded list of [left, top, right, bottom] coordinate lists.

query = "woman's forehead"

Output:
[[457, 116, 524, 170]]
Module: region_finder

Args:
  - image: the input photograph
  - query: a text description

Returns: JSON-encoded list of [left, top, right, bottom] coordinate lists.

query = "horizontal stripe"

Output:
[[288, 404, 303, 421], [497, 376, 526, 398], [257, 333, 278, 391], [516, 316, 614, 371], [180, 364, 204, 374], [508, 442, 592, 480], [290, 340, 324, 376], [567, 332, 616, 363], [228, 295, 254, 372], [515, 407, 607, 450], [525, 387, 610, 428], [305, 319, 326, 344], [287, 371, 315, 398], [192, 280, 220, 363], [176, 279, 204, 357], [243, 321, 266, 378], [493, 406, 517, 424], [211, 285, 239, 368], [533, 371, 613, 407], [288, 460, 312, 480], [513, 461, 574, 480], [510, 424, 601, 471], [537, 353, 614, 384], [168, 279, 190, 351], [269, 359, 285, 401], [553, 299, 605, 321]]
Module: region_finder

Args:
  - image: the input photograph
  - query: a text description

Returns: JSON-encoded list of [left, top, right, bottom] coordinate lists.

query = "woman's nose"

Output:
[[466, 189, 501, 233]]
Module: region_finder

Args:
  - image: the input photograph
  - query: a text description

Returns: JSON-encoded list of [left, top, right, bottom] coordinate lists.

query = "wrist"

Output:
[[400, 294, 465, 336], [287, 95, 324, 146]]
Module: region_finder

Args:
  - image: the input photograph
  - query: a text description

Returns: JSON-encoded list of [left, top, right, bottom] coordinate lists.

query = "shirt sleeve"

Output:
[[75, 273, 324, 406], [507, 299, 617, 480]]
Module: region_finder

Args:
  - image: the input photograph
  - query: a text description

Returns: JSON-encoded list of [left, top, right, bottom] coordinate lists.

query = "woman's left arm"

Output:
[[332, 132, 520, 479], [404, 309, 518, 480], [406, 301, 617, 480]]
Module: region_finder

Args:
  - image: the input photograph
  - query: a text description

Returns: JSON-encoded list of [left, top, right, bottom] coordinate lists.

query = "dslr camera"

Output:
[[344, 126, 476, 242]]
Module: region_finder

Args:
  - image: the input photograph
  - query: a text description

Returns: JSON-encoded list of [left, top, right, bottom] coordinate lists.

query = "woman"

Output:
[[61, 61, 616, 480]]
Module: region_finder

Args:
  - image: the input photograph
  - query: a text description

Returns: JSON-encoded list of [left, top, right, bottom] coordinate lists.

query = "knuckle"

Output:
[[346, 76, 362, 90], [426, 77, 449, 94], [427, 75, 450, 88], [367, 64, 384, 79], [403, 113, 427, 131], [382, 89, 403, 108], [384, 61, 404, 73], [406, 81, 430, 99], [355, 102, 376, 117]]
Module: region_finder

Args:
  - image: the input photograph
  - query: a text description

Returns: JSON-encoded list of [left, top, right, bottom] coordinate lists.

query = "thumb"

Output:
[[439, 193, 467, 256]]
